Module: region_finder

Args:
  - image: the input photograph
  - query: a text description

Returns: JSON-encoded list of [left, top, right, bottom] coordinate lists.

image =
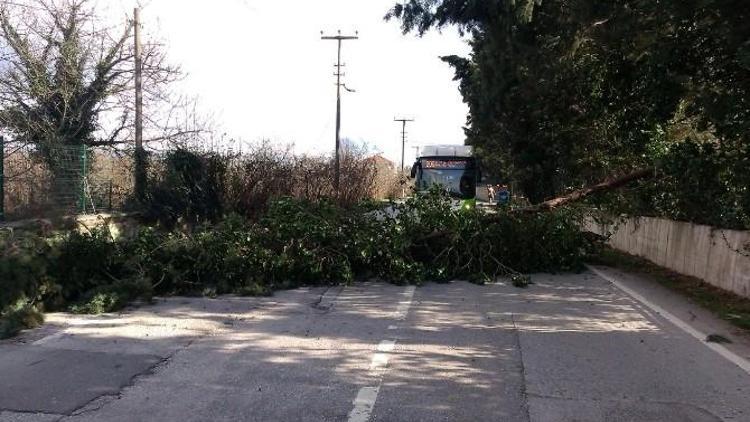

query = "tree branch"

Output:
[[515, 167, 655, 212]]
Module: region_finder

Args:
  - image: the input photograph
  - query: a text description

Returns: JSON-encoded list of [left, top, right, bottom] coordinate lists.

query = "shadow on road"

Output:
[[2, 275, 748, 421]]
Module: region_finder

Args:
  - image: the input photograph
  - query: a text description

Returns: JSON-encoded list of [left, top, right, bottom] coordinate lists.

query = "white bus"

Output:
[[410, 145, 480, 209]]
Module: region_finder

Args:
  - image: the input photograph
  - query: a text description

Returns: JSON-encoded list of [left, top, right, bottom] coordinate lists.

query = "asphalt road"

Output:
[[1, 269, 749, 422]]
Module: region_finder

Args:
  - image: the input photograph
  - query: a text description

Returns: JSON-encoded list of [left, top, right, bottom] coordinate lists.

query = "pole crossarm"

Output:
[[321, 36, 359, 41]]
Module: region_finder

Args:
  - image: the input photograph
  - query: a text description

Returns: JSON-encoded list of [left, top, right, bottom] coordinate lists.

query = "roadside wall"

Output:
[[587, 217, 750, 298]]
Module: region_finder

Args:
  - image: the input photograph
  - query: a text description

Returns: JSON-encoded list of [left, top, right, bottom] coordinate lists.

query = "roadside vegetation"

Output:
[[388, 0, 750, 230], [3, 0, 749, 342], [1, 178, 594, 338]]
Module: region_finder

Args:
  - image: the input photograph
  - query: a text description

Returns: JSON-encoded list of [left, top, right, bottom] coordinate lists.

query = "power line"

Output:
[[321, 30, 358, 194], [394, 117, 414, 171]]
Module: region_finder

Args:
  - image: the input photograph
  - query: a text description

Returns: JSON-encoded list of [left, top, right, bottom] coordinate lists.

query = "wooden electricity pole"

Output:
[[321, 31, 358, 193], [0, 136, 4, 221], [133, 7, 146, 203], [394, 117, 414, 171]]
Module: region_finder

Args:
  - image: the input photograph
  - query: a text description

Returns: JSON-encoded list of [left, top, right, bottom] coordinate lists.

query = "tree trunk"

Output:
[[515, 167, 655, 213]]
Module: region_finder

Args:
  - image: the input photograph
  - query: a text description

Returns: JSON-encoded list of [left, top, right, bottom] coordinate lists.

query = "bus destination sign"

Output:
[[422, 159, 471, 169]]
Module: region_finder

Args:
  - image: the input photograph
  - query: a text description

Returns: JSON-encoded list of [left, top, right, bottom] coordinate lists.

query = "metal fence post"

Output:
[[0, 136, 4, 221], [108, 180, 113, 211], [79, 144, 88, 213]]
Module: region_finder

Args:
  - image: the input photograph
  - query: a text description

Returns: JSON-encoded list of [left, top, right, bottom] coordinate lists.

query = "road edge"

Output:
[[586, 264, 750, 376]]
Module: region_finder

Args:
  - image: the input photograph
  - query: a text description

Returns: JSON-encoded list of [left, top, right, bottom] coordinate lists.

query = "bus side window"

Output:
[[410, 163, 418, 179]]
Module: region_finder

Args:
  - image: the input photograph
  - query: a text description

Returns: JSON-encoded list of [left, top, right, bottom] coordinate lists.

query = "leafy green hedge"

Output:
[[588, 138, 750, 230], [1, 191, 594, 337]]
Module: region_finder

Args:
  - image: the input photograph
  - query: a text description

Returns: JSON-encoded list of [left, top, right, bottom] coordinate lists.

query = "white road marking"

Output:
[[394, 285, 416, 320], [348, 386, 381, 422], [369, 340, 397, 372], [347, 286, 416, 422], [369, 353, 390, 371], [351, 341, 397, 422], [587, 265, 750, 375], [376, 339, 396, 352]]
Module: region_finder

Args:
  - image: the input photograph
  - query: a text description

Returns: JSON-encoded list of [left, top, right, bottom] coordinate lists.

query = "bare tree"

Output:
[[0, 0, 207, 204]]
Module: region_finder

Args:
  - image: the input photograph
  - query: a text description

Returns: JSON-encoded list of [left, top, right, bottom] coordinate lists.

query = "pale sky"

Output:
[[108, 0, 470, 165]]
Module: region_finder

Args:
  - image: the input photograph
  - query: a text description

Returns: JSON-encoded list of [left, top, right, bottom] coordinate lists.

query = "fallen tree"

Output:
[[1, 189, 593, 338], [516, 168, 655, 213]]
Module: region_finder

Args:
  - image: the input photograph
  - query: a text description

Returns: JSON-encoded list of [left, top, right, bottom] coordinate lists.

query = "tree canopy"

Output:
[[388, 0, 750, 228], [0, 1, 206, 160]]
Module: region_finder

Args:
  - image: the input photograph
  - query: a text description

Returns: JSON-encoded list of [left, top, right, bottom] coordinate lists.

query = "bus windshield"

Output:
[[417, 161, 477, 199], [419, 169, 467, 196]]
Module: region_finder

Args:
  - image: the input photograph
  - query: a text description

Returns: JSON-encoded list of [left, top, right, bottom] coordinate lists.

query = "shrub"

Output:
[[146, 143, 379, 224], [146, 149, 227, 227]]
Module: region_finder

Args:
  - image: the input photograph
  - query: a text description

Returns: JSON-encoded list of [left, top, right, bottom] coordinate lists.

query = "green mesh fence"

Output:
[[1, 143, 133, 221]]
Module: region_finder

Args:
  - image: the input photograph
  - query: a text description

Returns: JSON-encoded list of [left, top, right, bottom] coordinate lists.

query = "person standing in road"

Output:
[[497, 184, 510, 206]]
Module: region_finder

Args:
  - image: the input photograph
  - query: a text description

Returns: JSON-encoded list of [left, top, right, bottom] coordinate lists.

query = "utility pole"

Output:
[[394, 117, 414, 171], [321, 30, 358, 193], [133, 8, 146, 204], [0, 136, 4, 222]]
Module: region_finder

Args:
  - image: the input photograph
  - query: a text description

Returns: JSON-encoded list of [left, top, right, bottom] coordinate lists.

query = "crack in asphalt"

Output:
[[62, 323, 222, 420], [312, 285, 344, 312], [511, 313, 533, 422]]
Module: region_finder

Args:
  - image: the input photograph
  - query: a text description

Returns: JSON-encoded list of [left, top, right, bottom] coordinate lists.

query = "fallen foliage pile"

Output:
[[0, 190, 595, 338]]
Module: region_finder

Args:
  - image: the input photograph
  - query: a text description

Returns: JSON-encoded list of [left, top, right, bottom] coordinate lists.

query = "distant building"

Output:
[[365, 154, 395, 171], [364, 154, 401, 199]]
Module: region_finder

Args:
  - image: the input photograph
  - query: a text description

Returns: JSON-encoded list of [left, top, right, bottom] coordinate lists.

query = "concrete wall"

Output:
[[588, 217, 750, 298]]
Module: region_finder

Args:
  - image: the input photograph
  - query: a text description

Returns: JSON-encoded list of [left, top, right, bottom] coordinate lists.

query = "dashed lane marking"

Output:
[[394, 286, 416, 320], [348, 386, 381, 422], [347, 285, 416, 422], [369, 340, 396, 372]]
